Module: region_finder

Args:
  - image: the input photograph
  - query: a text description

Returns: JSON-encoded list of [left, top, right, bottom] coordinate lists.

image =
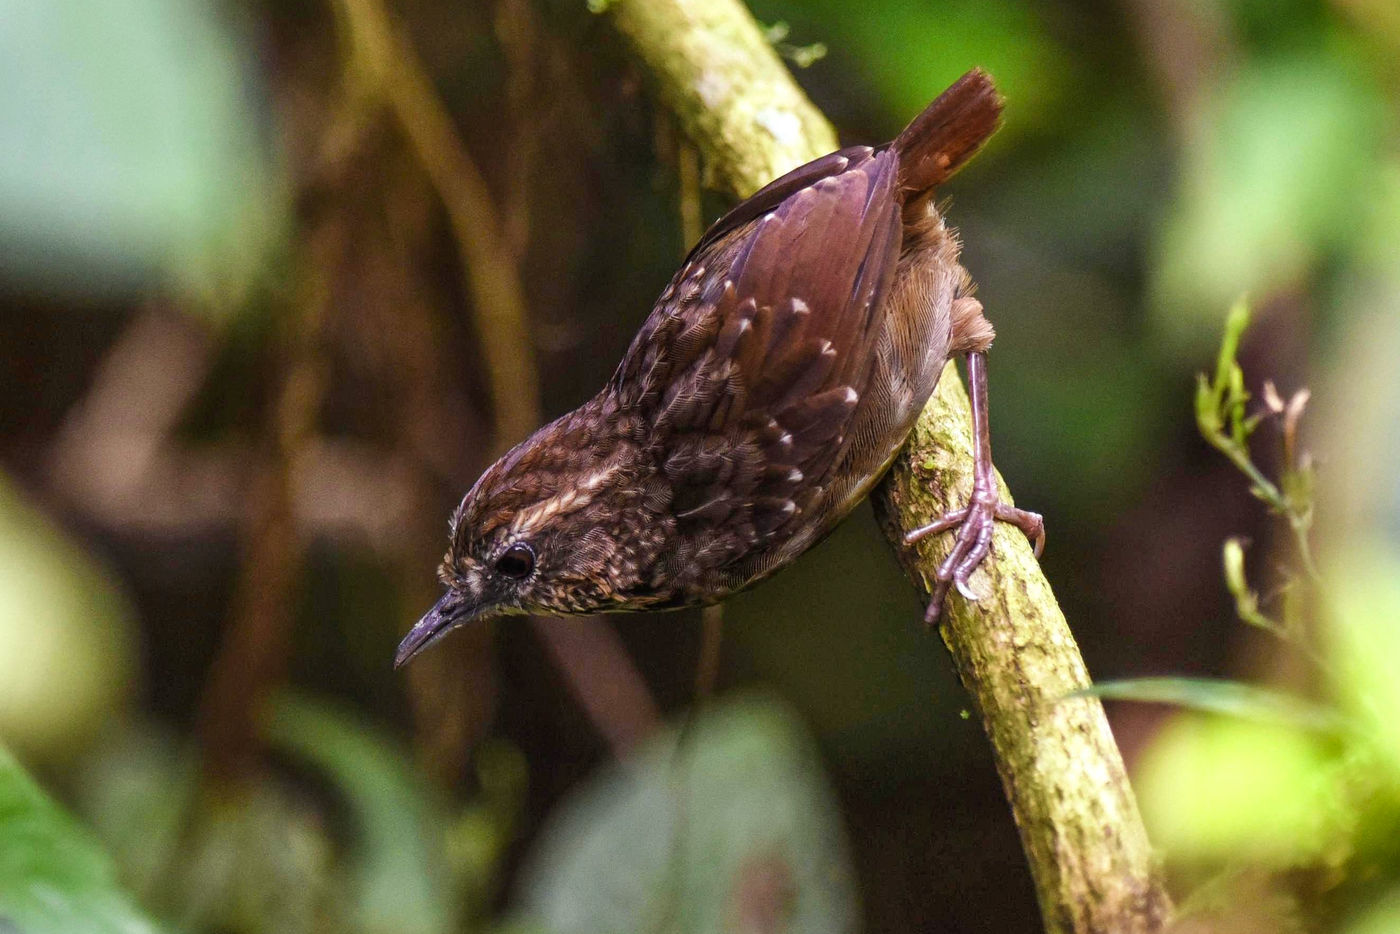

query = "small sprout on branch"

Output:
[[1195, 298, 1318, 578], [761, 20, 790, 43], [760, 20, 827, 68], [1223, 537, 1281, 634], [1192, 300, 1331, 673], [1221, 538, 1319, 664]]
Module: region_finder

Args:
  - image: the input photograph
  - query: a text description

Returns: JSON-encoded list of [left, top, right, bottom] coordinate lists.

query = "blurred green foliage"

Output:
[[770, 0, 1071, 138], [0, 0, 282, 302], [26, 693, 846, 934], [1138, 714, 1345, 861], [1107, 305, 1400, 930], [266, 695, 466, 934], [0, 0, 1398, 931], [71, 698, 489, 934], [0, 474, 135, 764], [1152, 48, 1390, 350], [515, 695, 855, 934], [0, 745, 163, 934]]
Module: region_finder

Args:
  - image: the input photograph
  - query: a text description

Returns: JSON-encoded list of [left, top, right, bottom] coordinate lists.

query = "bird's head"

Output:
[[394, 411, 668, 667]]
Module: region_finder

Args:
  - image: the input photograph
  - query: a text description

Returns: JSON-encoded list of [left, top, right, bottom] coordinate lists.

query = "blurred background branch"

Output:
[[335, 0, 540, 451], [333, 0, 663, 770]]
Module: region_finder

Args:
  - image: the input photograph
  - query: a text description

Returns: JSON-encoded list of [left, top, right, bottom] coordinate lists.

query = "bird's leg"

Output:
[[904, 351, 1044, 625]]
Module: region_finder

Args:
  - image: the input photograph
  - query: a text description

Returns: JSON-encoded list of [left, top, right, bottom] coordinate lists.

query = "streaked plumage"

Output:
[[397, 69, 1041, 667]]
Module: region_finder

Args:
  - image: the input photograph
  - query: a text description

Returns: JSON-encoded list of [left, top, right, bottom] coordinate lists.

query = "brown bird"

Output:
[[396, 69, 1043, 668]]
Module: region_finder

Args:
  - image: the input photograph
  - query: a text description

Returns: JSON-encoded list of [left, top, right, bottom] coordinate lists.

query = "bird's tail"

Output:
[[892, 69, 1003, 195]]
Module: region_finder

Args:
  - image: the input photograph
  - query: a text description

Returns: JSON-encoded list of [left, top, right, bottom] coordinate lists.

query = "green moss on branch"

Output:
[[874, 367, 1172, 933]]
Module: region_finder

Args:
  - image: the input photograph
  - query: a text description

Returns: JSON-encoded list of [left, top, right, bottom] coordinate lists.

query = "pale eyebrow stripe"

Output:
[[508, 462, 623, 534]]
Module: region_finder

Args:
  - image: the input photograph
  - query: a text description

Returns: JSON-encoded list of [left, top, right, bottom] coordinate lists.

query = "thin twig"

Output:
[[676, 136, 705, 249], [335, 0, 541, 451], [497, 0, 542, 263], [533, 617, 662, 759], [694, 605, 724, 702], [673, 132, 724, 706], [198, 197, 337, 781]]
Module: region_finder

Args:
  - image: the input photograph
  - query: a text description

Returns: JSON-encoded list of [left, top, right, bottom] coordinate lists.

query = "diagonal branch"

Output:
[[602, 1, 1173, 930]]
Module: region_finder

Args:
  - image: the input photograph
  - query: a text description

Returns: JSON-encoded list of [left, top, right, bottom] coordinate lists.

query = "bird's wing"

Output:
[[687, 146, 878, 256], [611, 147, 904, 584]]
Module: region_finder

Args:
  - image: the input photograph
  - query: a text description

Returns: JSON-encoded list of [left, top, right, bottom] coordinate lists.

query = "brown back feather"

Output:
[[602, 72, 1001, 601]]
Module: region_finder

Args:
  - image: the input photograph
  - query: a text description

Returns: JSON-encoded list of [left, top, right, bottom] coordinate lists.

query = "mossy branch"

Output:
[[604, 0, 838, 197], [603, 0, 1173, 930], [875, 370, 1172, 933]]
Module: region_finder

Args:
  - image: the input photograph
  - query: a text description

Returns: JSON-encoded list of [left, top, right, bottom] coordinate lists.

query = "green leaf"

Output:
[[0, 0, 283, 302], [515, 693, 857, 934], [0, 744, 164, 934], [1074, 677, 1345, 733], [72, 725, 198, 909], [1222, 539, 1286, 634], [1195, 372, 1221, 435], [1135, 714, 1346, 862], [1326, 544, 1400, 775], [1216, 298, 1252, 400], [0, 472, 136, 764], [264, 693, 460, 934]]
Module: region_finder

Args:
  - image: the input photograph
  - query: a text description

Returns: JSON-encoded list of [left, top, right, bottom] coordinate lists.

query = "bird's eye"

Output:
[[494, 543, 536, 579]]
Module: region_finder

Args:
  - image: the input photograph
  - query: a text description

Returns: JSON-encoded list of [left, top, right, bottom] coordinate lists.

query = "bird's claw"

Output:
[[906, 491, 1044, 626], [997, 501, 1045, 559], [901, 352, 1045, 627]]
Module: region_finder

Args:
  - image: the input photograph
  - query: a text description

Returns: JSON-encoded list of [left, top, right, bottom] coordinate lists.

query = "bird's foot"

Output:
[[902, 352, 1046, 626], [904, 488, 1044, 625]]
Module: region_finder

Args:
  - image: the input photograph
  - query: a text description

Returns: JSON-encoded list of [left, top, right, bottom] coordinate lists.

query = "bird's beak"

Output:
[[394, 590, 480, 669]]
